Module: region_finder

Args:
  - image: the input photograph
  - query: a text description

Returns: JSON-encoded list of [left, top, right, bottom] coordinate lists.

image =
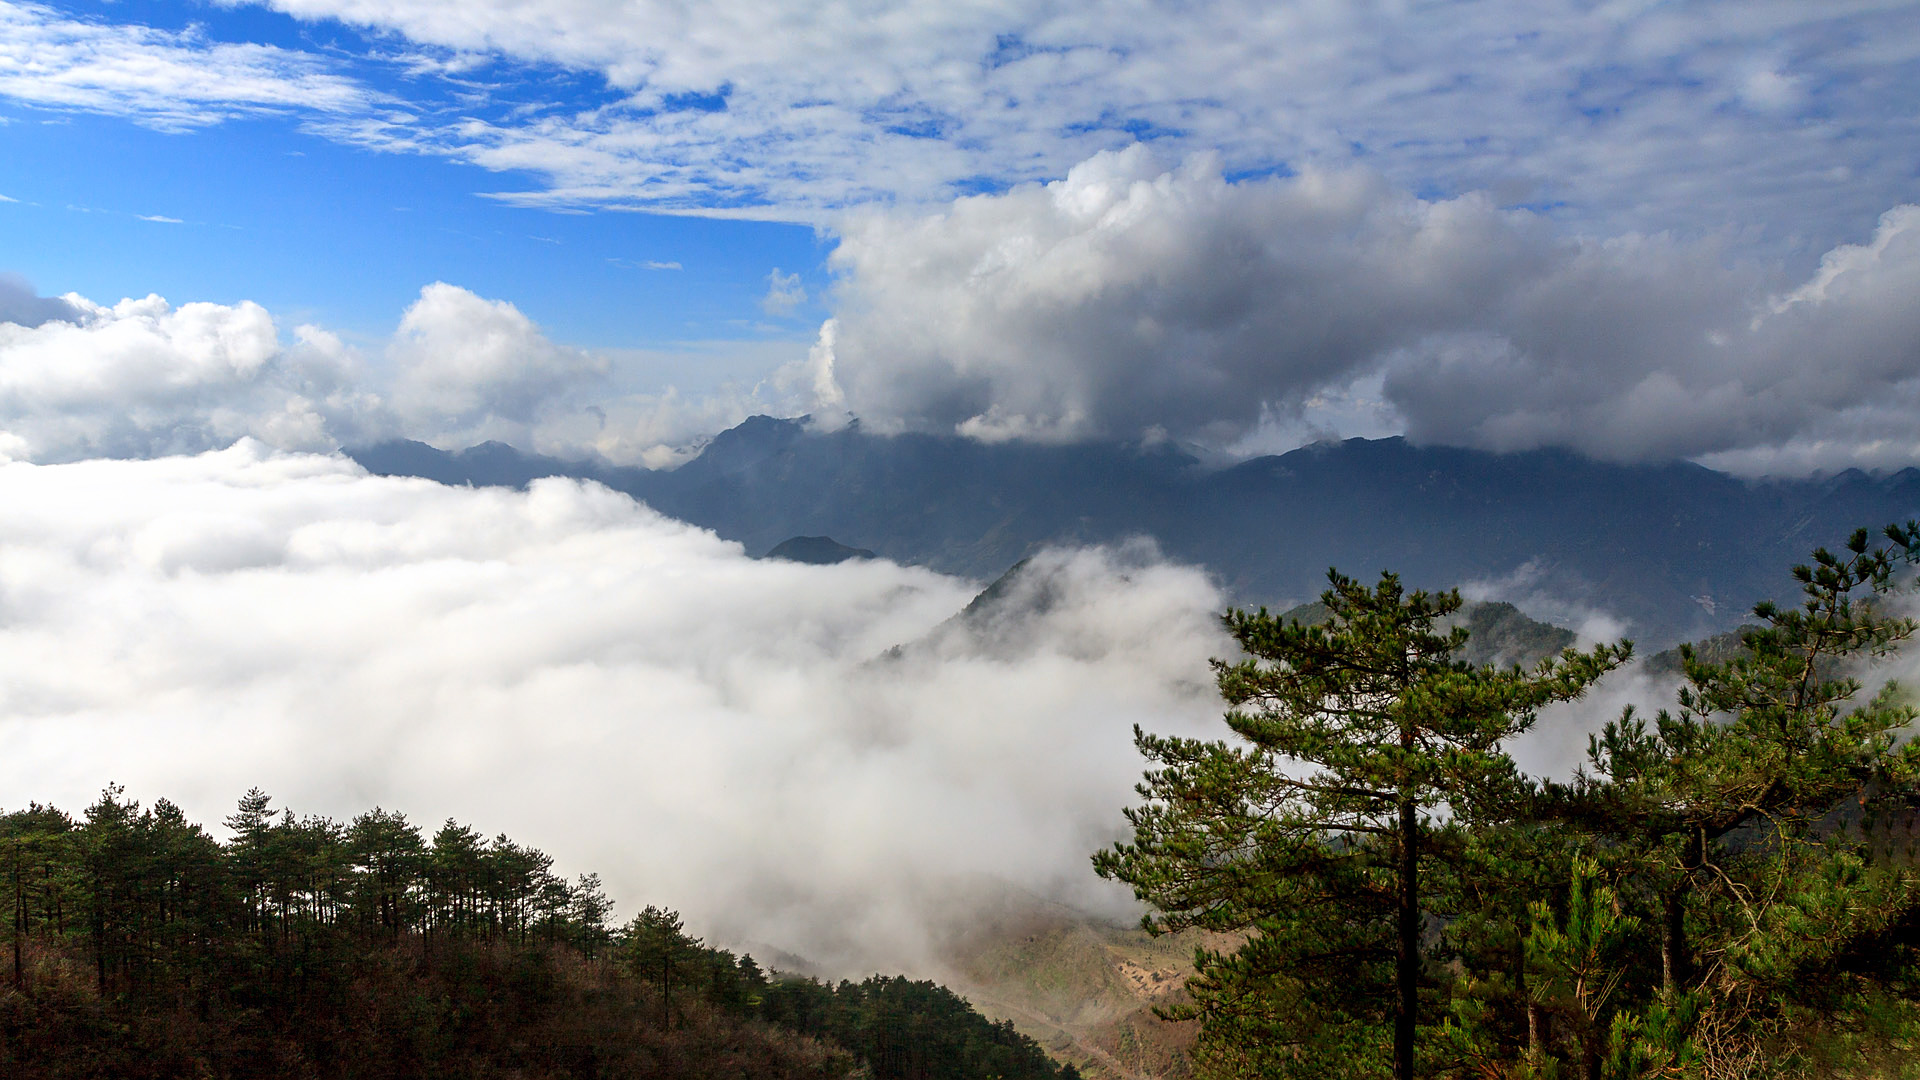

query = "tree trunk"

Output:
[[1527, 1004, 1545, 1073], [1661, 883, 1690, 995], [12, 868, 23, 988], [1396, 794, 1418, 1080]]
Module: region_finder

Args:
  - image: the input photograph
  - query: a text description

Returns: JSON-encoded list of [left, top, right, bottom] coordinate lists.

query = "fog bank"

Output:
[[0, 444, 1227, 972]]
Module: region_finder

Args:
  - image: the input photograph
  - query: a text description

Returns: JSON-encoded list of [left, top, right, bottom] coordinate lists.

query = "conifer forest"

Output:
[[0, 786, 1069, 1080]]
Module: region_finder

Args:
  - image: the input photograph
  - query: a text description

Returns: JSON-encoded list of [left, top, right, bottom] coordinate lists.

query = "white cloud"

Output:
[[379, 282, 833, 463], [7, 191, 1920, 473], [1382, 203, 1920, 469], [0, 444, 1228, 970], [824, 149, 1920, 472], [0, 0, 378, 132], [825, 149, 1554, 445], [0, 290, 376, 460], [387, 281, 607, 441], [135, 214, 183, 223], [241, 0, 1920, 244], [0, 0, 1906, 243], [760, 267, 805, 317], [0, 278, 834, 467]]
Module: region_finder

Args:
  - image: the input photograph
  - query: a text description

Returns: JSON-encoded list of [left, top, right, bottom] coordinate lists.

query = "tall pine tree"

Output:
[[1096, 571, 1627, 1080]]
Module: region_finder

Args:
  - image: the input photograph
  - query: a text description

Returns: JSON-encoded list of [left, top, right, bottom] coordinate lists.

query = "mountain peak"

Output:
[[763, 536, 876, 565]]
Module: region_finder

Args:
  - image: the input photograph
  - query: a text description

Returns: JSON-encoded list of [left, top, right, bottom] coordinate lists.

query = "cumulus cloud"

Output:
[[823, 149, 1920, 472], [8, 148, 1917, 475], [1382, 203, 1920, 468], [0, 290, 377, 461], [8, 168, 1920, 473], [825, 149, 1551, 445], [377, 284, 835, 465], [0, 279, 824, 467], [387, 281, 608, 444], [0, 444, 1227, 971]]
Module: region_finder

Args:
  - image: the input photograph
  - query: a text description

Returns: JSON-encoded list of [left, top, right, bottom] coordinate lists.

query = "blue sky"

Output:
[[0, 108, 831, 344], [1, 0, 1918, 471], [0, 15, 832, 348]]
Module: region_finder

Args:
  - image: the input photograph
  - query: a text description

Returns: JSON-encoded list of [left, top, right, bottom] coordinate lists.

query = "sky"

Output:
[[3, 0, 1920, 968], [1, 0, 1917, 471]]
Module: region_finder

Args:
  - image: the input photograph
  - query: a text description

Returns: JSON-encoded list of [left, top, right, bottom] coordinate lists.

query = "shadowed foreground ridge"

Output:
[[0, 788, 1071, 1080]]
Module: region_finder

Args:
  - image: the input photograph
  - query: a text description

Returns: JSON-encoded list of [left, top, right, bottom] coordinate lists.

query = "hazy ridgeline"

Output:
[[0, 786, 1070, 1080]]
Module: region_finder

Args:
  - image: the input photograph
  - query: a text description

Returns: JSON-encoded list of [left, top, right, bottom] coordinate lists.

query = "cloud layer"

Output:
[[1, 0, 1914, 241], [821, 150, 1920, 471], [0, 444, 1227, 970]]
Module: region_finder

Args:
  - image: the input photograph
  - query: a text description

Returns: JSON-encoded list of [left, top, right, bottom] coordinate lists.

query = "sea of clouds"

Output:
[[0, 421, 1904, 976], [0, 443, 1232, 971]]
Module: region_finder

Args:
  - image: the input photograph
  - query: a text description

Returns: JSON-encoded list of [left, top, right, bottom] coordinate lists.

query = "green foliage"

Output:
[[1100, 524, 1920, 1079], [0, 789, 1069, 1080], [762, 972, 1065, 1080], [1096, 571, 1626, 1079]]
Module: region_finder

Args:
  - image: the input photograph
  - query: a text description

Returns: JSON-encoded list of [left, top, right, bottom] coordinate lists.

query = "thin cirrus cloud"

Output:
[[0, 443, 1229, 971], [0, 0, 379, 132]]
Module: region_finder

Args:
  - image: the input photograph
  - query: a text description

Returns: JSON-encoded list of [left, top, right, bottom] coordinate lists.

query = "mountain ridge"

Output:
[[349, 420, 1920, 647]]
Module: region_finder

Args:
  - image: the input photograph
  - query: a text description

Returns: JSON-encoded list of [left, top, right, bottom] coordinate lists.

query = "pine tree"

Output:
[[567, 871, 614, 958], [1, 803, 74, 988], [346, 808, 424, 941], [1095, 571, 1627, 1080], [1563, 524, 1920, 1065], [622, 905, 704, 1028]]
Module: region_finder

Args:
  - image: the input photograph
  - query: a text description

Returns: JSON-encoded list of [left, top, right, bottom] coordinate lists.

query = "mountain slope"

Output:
[[349, 420, 1920, 646]]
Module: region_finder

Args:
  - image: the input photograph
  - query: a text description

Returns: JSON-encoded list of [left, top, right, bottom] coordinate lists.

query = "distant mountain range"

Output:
[[349, 417, 1920, 647]]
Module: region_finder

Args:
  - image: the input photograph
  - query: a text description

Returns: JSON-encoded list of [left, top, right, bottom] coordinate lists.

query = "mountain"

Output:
[[763, 535, 877, 564], [932, 886, 1210, 1080], [1281, 598, 1578, 668], [349, 419, 1920, 647]]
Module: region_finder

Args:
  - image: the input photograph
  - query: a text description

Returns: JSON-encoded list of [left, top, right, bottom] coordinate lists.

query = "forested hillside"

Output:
[[0, 789, 1070, 1080]]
